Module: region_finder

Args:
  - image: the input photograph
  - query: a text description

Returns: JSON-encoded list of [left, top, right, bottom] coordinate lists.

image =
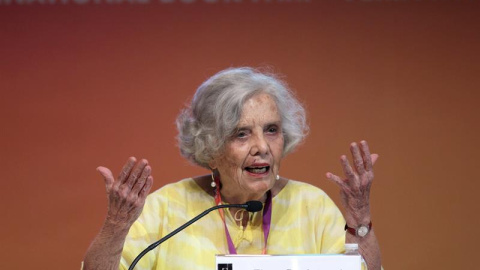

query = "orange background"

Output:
[[1, 1, 479, 269]]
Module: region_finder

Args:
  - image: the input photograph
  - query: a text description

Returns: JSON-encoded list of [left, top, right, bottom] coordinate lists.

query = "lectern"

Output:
[[216, 254, 361, 270]]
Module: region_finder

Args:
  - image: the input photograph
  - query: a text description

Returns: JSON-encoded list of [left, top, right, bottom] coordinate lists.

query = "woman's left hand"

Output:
[[326, 140, 378, 226]]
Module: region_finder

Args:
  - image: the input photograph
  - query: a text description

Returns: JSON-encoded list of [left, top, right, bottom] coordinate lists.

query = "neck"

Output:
[[219, 189, 268, 205], [219, 190, 270, 229]]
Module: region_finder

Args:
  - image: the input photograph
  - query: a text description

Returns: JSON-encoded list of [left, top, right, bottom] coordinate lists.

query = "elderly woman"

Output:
[[83, 67, 382, 270]]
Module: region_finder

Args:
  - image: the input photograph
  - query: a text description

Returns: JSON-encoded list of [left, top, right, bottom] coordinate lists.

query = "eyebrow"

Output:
[[235, 121, 282, 130]]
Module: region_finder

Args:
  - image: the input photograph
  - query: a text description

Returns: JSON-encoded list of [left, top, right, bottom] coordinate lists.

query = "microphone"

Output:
[[244, 200, 263, 212], [128, 200, 263, 270]]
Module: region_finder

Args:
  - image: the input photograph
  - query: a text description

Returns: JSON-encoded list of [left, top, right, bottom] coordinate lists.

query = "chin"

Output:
[[248, 178, 274, 194]]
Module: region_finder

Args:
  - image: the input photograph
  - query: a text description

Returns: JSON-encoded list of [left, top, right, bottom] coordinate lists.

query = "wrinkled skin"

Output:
[[326, 140, 382, 270]]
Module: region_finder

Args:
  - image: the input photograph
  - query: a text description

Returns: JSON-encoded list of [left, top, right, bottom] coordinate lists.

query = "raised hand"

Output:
[[84, 157, 154, 270], [326, 140, 378, 226], [97, 157, 154, 229]]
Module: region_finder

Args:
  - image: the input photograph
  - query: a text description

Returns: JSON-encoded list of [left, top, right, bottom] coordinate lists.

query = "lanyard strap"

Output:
[[214, 176, 272, 255]]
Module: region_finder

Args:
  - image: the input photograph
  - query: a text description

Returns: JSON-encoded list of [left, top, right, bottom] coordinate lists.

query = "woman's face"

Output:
[[211, 93, 284, 202]]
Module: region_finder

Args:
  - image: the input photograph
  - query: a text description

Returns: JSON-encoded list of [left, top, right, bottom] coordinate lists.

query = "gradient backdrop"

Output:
[[1, 0, 479, 269]]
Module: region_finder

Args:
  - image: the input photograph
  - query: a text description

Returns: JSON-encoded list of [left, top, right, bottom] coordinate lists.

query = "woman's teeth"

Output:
[[246, 166, 269, 174]]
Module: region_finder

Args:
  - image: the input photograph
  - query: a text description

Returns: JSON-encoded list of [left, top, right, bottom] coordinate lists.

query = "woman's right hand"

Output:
[[97, 157, 154, 230]]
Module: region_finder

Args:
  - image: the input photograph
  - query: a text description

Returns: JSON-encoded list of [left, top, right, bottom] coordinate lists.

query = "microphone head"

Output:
[[245, 201, 263, 212]]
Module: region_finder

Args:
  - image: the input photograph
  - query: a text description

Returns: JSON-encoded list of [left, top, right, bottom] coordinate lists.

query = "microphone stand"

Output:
[[129, 202, 261, 270]]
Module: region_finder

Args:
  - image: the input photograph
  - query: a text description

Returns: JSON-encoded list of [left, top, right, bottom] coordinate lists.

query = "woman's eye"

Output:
[[237, 131, 247, 138], [267, 127, 278, 133]]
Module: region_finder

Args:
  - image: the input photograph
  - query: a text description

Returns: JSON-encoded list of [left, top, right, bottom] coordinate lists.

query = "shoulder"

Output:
[[276, 179, 340, 212], [149, 177, 199, 197], [143, 178, 201, 207], [280, 179, 330, 198], [143, 177, 213, 211]]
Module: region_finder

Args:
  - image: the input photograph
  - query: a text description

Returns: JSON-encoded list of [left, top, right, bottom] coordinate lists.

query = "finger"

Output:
[[350, 142, 365, 175], [131, 165, 151, 195], [360, 141, 373, 171], [97, 166, 114, 192], [117, 157, 137, 185], [371, 154, 379, 165], [138, 176, 153, 201], [340, 155, 356, 181], [124, 159, 148, 189], [326, 172, 345, 187]]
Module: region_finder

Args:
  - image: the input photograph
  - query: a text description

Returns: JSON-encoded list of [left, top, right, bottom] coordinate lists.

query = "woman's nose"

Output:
[[250, 134, 269, 156]]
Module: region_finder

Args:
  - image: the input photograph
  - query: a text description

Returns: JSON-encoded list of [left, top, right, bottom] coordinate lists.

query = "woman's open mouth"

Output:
[[245, 165, 270, 175]]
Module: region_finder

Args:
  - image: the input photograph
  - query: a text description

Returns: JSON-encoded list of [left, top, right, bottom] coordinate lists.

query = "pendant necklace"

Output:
[[213, 175, 272, 255]]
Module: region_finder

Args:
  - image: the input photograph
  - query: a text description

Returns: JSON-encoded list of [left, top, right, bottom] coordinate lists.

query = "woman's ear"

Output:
[[208, 161, 217, 170], [209, 154, 222, 170]]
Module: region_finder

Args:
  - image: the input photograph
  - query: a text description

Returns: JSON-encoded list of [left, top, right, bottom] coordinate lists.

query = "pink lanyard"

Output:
[[214, 176, 272, 255]]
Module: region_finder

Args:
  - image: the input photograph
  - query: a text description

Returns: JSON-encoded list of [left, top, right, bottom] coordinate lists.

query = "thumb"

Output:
[[97, 166, 114, 191], [371, 154, 379, 165]]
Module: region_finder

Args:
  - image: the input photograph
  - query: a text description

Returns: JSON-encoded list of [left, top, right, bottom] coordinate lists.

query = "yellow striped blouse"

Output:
[[120, 178, 347, 270]]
